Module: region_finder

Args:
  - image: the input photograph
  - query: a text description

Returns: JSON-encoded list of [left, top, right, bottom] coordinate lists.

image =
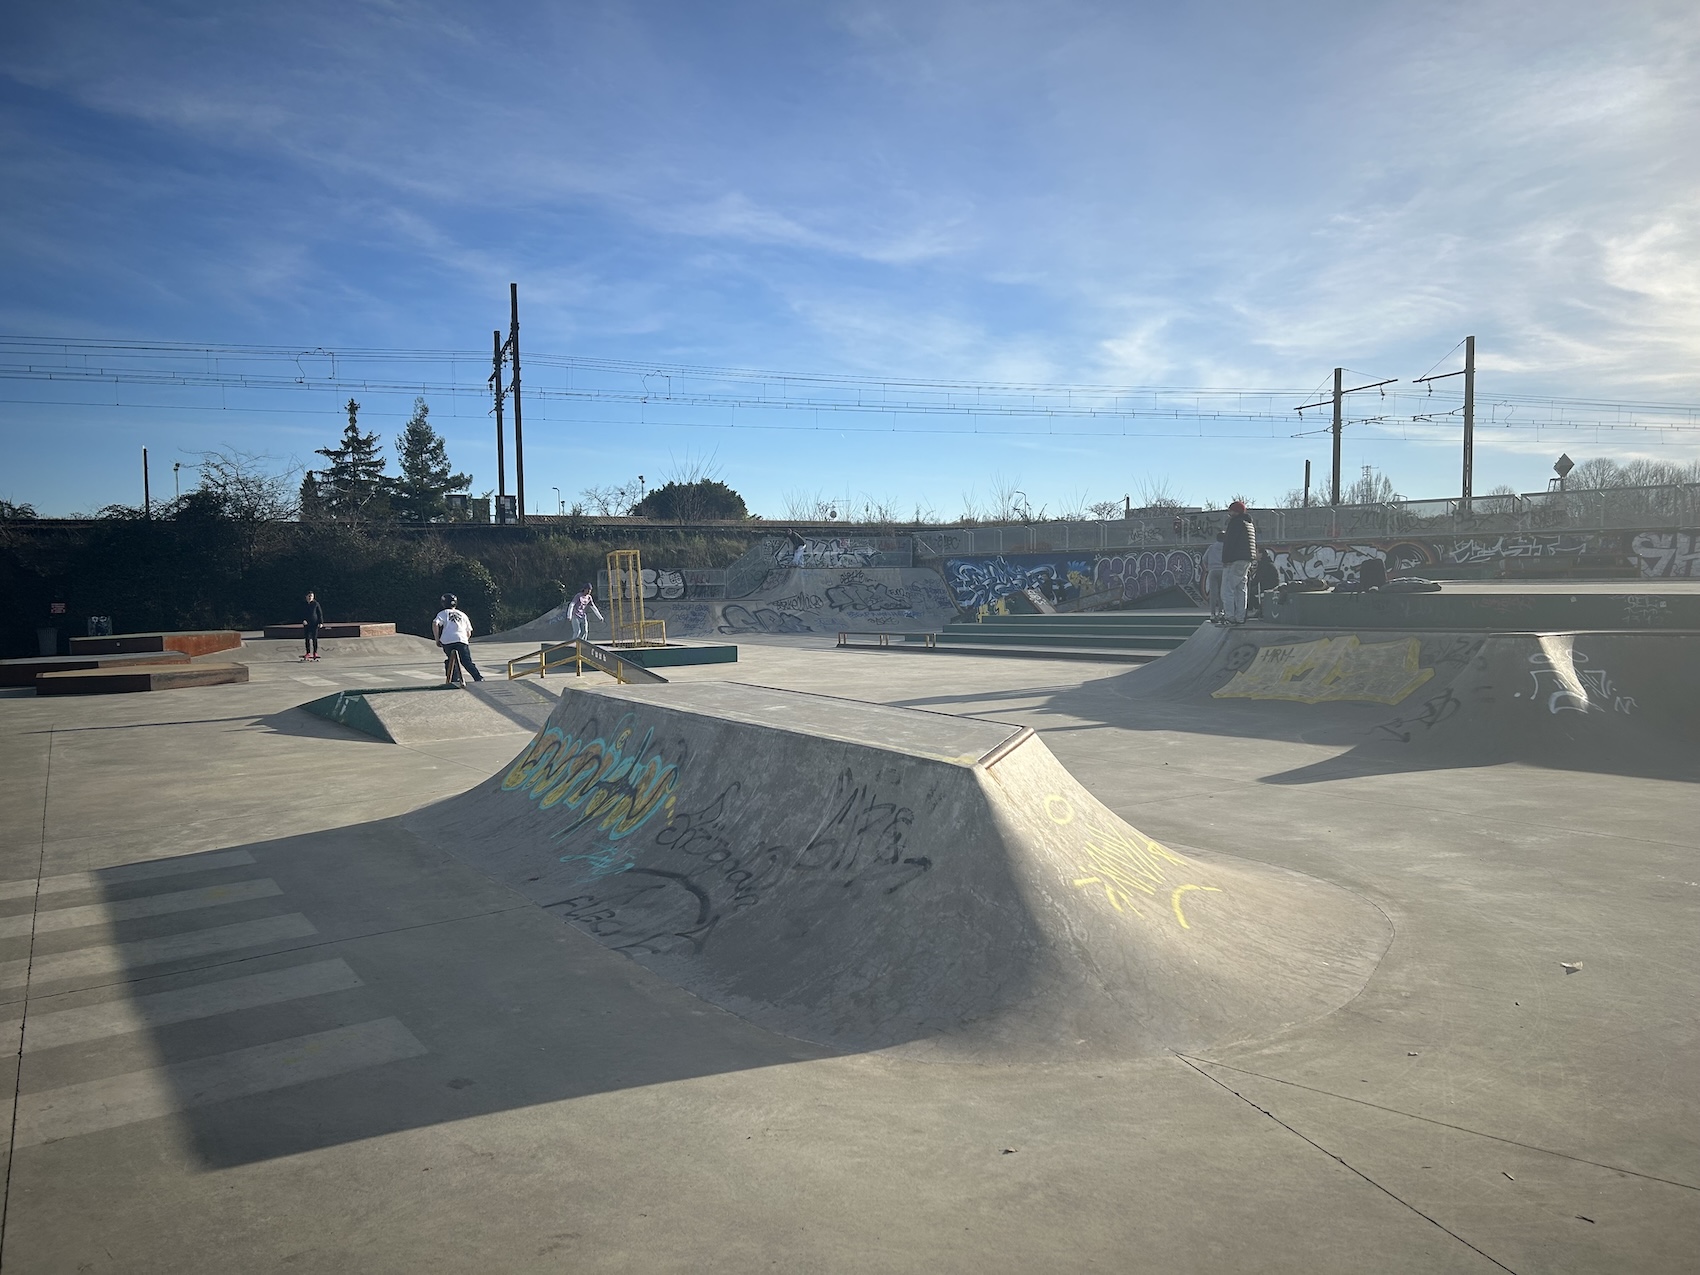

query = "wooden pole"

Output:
[[510, 283, 525, 524], [1462, 334, 1475, 513], [492, 328, 506, 520], [1330, 368, 1343, 506]]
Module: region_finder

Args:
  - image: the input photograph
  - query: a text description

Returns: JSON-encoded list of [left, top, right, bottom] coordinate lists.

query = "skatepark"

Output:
[[1, 570, 1696, 1272]]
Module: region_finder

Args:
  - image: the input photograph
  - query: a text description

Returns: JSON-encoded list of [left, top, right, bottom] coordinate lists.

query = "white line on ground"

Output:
[[22, 959, 364, 1053], [0, 850, 259, 902], [13, 1017, 427, 1147], [0, 914, 318, 990], [0, 879, 285, 940]]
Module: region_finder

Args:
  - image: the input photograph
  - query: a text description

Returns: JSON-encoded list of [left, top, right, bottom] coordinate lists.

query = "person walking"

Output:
[[1221, 501, 1257, 625], [432, 593, 483, 685], [567, 583, 604, 643], [1202, 533, 1226, 624], [301, 591, 324, 661]]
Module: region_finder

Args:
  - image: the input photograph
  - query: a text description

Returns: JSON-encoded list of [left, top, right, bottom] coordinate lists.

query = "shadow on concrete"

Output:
[[59, 827, 829, 1170]]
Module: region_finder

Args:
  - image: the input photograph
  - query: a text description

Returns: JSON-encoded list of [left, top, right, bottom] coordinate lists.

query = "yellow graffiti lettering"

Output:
[[1170, 884, 1222, 929], [1212, 636, 1434, 705]]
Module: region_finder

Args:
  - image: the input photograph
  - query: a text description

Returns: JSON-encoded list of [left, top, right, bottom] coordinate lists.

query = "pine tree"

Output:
[[393, 398, 472, 522], [311, 399, 390, 521]]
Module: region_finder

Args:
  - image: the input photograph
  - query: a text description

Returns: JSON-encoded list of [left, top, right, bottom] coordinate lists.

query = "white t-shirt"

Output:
[[436, 608, 472, 645], [1203, 541, 1224, 569]]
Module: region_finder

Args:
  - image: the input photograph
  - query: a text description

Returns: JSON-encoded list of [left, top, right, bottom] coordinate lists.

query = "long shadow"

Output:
[[979, 660, 1700, 786], [11, 827, 836, 1170]]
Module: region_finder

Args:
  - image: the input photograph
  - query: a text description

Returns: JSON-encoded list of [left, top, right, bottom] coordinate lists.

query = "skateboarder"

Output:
[[301, 592, 323, 661], [1221, 502, 1257, 625], [567, 583, 604, 643], [432, 593, 483, 685]]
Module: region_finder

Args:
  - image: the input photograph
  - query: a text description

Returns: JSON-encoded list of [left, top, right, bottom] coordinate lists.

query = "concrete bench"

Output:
[[35, 663, 249, 695]]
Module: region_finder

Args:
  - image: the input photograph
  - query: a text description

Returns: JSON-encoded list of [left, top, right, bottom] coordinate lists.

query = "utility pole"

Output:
[[490, 328, 506, 521], [1303, 459, 1311, 508], [1294, 371, 1398, 506], [509, 283, 525, 525], [1331, 368, 1342, 506], [142, 447, 151, 519], [1413, 335, 1477, 513], [1462, 334, 1475, 513]]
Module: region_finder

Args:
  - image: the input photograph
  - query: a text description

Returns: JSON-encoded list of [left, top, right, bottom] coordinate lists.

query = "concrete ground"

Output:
[[0, 634, 1694, 1273]]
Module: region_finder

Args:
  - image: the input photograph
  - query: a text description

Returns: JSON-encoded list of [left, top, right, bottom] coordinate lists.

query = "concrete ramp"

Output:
[[303, 681, 557, 744], [421, 682, 1389, 1059], [496, 566, 963, 642], [1121, 623, 1700, 778]]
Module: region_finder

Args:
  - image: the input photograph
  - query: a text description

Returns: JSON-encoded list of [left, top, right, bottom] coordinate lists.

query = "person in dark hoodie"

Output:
[[301, 591, 324, 661], [1221, 501, 1257, 624]]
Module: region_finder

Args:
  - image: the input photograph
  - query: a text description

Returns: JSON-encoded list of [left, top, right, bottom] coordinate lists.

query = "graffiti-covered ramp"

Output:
[[420, 682, 1389, 1060]]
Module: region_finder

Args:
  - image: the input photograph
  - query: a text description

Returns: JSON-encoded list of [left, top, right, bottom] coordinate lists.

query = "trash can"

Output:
[[37, 627, 59, 656]]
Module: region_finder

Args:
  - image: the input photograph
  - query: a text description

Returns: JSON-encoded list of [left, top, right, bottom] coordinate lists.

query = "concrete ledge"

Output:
[[613, 643, 738, 668], [0, 651, 191, 687], [69, 630, 243, 657], [262, 622, 397, 640], [35, 662, 250, 695]]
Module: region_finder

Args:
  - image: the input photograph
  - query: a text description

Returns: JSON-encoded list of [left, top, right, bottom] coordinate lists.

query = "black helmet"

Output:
[[441, 593, 458, 606]]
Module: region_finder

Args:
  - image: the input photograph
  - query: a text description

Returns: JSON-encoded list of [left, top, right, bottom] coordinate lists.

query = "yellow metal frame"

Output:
[[505, 641, 628, 684], [605, 548, 668, 648]]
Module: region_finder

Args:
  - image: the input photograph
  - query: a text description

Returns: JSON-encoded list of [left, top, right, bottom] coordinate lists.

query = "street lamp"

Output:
[[552, 486, 562, 515]]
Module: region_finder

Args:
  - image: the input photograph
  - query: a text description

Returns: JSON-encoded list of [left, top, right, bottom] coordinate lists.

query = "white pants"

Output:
[[1206, 566, 1224, 617], [1222, 560, 1252, 623], [571, 615, 590, 642]]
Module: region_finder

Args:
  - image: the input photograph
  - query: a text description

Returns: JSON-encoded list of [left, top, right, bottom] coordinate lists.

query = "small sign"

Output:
[[49, 602, 66, 615]]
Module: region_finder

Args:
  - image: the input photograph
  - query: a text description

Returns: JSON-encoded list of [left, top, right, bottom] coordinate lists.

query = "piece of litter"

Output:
[[1001, 1148, 1017, 1155], [1407, 1051, 1419, 1057], [1561, 961, 1583, 974], [1576, 1216, 1595, 1224], [1503, 1172, 1515, 1181]]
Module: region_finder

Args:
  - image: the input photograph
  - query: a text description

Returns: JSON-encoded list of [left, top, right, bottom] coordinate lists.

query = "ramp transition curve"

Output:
[[422, 682, 1389, 1060]]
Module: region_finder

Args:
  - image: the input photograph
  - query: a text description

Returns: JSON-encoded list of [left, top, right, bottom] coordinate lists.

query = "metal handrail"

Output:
[[506, 640, 628, 684]]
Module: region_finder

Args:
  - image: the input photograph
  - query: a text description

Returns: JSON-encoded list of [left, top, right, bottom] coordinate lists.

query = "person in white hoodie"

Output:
[[1203, 532, 1226, 624], [567, 583, 604, 642]]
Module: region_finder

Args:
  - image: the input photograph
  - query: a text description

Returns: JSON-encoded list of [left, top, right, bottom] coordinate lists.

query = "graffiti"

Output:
[[944, 555, 1091, 610], [1373, 689, 1463, 742], [767, 591, 826, 613], [717, 605, 815, 635], [1043, 794, 1220, 928], [1224, 643, 1258, 672], [1517, 650, 1636, 715], [1446, 534, 1591, 565], [1093, 550, 1199, 603], [502, 715, 682, 871], [824, 574, 913, 612], [668, 604, 712, 634], [1623, 596, 1669, 626], [1420, 636, 1482, 668], [545, 769, 930, 956], [1212, 636, 1436, 705], [776, 537, 910, 569], [1271, 542, 1434, 587], [1631, 531, 1700, 578]]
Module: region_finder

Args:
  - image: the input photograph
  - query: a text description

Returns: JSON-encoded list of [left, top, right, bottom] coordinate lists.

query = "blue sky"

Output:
[[3, 1, 1697, 517]]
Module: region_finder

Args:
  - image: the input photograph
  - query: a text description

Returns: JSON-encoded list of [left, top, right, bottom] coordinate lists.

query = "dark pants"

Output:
[[442, 641, 482, 683], [304, 624, 320, 655]]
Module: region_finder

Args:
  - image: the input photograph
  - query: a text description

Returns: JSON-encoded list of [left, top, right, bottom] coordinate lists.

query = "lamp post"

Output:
[[552, 486, 562, 515]]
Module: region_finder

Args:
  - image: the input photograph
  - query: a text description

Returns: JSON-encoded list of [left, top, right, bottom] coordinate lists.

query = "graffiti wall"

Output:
[[1265, 530, 1693, 586], [944, 551, 1201, 614]]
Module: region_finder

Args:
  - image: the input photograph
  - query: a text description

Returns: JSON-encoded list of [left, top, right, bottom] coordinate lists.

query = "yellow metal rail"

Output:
[[506, 641, 628, 684]]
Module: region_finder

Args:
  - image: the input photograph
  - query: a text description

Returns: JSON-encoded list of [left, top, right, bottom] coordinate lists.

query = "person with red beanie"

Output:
[[1221, 501, 1257, 624]]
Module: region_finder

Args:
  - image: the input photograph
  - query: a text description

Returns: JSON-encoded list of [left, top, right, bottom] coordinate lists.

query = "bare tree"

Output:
[[1087, 498, 1122, 521], [785, 489, 836, 520], [1135, 477, 1187, 512]]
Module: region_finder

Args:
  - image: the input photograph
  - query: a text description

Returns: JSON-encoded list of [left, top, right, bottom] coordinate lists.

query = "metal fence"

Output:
[[910, 484, 1700, 556]]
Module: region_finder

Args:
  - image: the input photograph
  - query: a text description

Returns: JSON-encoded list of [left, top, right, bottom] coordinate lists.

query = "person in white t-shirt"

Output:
[[1203, 532, 1226, 623], [432, 593, 483, 685]]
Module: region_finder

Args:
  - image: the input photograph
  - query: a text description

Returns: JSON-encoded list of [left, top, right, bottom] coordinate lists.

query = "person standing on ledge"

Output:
[[432, 593, 483, 686], [567, 583, 604, 643], [1221, 501, 1257, 625], [1202, 532, 1226, 624], [301, 591, 324, 662]]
